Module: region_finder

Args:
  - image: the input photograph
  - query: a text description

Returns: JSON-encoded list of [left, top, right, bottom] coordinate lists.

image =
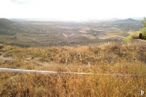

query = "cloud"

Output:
[[10, 0, 30, 4]]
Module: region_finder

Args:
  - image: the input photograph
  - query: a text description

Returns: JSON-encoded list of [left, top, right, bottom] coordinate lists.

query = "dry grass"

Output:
[[0, 43, 146, 97], [0, 71, 145, 97]]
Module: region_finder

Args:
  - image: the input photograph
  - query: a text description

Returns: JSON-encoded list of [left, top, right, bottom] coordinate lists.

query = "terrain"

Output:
[[0, 18, 142, 47], [0, 43, 146, 97], [0, 18, 146, 97]]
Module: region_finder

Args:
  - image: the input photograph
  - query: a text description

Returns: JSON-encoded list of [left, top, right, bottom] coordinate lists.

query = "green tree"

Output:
[[140, 18, 146, 39], [142, 17, 146, 27]]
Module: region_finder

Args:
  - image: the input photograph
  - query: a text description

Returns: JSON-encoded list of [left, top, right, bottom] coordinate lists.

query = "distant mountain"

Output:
[[0, 18, 21, 35], [105, 18, 143, 31], [0, 18, 13, 25], [112, 18, 141, 25]]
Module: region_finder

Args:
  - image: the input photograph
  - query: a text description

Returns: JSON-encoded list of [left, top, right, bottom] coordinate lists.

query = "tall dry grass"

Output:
[[0, 69, 145, 97], [0, 43, 146, 97]]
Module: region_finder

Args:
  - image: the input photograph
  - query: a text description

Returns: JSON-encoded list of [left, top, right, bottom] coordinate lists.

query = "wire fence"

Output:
[[0, 68, 145, 76]]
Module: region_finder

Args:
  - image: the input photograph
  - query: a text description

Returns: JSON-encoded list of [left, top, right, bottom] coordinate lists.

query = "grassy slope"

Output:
[[0, 43, 146, 97]]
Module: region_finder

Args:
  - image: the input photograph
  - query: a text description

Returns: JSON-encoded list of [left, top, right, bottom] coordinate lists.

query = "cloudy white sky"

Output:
[[0, 0, 146, 21]]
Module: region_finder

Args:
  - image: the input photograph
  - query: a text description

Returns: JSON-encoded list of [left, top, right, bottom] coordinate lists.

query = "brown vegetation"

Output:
[[0, 43, 146, 97]]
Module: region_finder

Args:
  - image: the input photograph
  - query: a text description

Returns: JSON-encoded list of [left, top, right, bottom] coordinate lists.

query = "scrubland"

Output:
[[0, 42, 146, 97]]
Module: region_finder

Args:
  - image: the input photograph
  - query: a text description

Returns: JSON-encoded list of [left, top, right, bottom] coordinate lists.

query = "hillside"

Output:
[[0, 18, 21, 35], [0, 18, 143, 47], [103, 18, 142, 31], [0, 43, 145, 97], [0, 19, 145, 97], [0, 42, 146, 68]]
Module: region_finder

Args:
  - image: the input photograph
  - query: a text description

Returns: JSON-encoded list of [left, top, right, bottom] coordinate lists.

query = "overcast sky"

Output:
[[0, 0, 146, 21]]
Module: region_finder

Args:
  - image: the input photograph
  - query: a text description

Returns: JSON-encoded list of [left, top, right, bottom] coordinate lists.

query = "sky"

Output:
[[0, 0, 146, 21]]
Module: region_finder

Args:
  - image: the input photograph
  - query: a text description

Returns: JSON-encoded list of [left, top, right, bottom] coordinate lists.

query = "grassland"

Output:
[[0, 42, 146, 97]]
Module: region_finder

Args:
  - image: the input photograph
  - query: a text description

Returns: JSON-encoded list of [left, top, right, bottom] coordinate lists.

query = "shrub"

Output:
[[140, 27, 146, 39], [142, 17, 146, 27], [123, 36, 133, 43], [123, 32, 139, 43]]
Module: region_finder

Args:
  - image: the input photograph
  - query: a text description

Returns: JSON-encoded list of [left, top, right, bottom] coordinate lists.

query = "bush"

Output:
[[0, 44, 4, 49], [123, 32, 139, 43], [140, 27, 146, 39], [142, 17, 146, 27], [123, 36, 133, 43]]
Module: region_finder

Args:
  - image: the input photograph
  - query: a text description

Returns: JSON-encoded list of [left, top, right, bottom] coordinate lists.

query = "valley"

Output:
[[0, 18, 142, 47]]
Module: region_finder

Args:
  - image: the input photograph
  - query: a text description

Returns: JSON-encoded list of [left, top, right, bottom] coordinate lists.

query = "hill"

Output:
[[109, 18, 142, 31], [0, 18, 143, 47], [0, 18, 13, 26], [0, 18, 22, 35]]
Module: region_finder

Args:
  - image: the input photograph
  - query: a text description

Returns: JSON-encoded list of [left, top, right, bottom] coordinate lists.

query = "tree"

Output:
[[139, 33, 143, 39], [139, 18, 146, 39], [142, 17, 146, 27]]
